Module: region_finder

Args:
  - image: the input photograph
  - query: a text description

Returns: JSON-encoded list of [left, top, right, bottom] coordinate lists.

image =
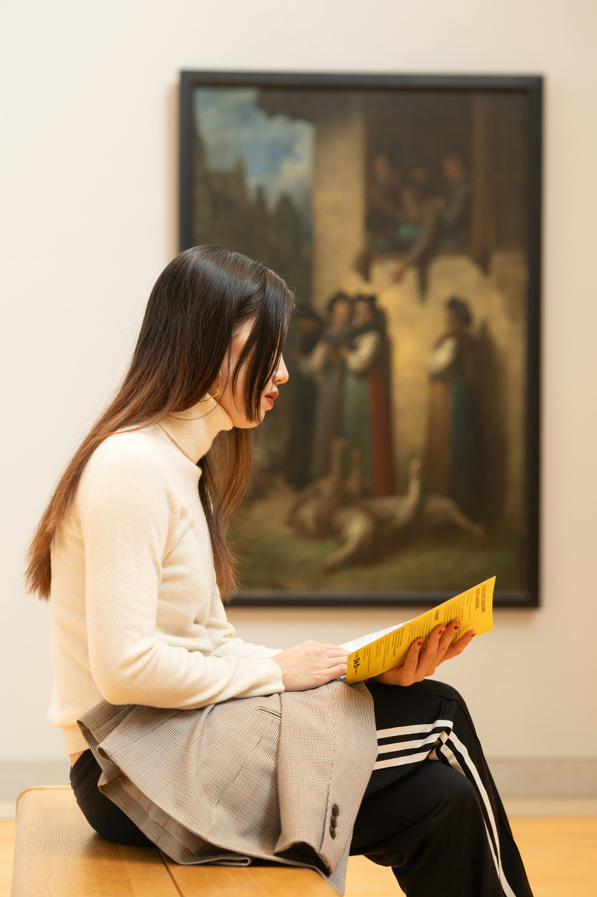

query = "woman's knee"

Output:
[[421, 678, 468, 708], [435, 764, 482, 821]]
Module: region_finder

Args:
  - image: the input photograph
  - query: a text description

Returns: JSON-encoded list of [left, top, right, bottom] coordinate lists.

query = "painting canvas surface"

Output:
[[184, 78, 538, 605]]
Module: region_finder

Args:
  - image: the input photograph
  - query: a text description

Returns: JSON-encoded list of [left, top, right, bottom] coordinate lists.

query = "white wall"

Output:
[[1, 0, 596, 763]]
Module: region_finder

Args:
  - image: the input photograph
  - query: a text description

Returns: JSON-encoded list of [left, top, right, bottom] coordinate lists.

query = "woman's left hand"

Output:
[[373, 621, 476, 687]]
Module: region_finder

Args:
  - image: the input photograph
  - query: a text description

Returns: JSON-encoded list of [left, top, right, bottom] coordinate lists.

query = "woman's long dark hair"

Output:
[[25, 245, 295, 602]]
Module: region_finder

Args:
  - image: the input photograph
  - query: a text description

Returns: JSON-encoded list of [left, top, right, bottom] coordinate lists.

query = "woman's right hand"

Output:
[[373, 621, 476, 686], [272, 641, 348, 691]]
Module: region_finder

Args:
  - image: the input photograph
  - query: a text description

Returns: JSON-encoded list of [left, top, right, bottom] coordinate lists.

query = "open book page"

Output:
[[344, 576, 495, 685], [340, 621, 414, 655]]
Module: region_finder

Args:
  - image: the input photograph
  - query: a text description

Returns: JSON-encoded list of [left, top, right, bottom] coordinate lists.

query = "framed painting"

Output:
[[179, 71, 542, 608]]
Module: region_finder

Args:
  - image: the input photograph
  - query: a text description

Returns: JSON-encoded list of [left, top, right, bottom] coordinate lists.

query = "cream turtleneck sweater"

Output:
[[47, 397, 285, 755]]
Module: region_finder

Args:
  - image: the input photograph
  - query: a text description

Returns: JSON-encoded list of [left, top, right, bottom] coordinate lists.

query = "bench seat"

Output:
[[12, 786, 334, 896]]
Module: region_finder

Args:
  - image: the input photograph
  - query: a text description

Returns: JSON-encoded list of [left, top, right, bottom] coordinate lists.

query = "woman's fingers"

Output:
[[441, 628, 477, 662], [436, 621, 462, 659], [324, 654, 351, 668], [399, 637, 424, 684], [318, 644, 350, 658], [417, 624, 446, 673], [319, 662, 348, 684], [376, 637, 423, 685], [299, 642, 349, 665], [331, 661, 348, 677], [273, 641, 349, 690], [373, 624, 477, 687]]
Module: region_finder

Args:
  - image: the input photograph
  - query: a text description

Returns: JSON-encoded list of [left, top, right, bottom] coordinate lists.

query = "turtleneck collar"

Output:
[[157, 396, 234, 464]]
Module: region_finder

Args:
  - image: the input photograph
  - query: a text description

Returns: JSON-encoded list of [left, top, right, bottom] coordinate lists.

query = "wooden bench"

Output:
[[12, 787, 335, 896]]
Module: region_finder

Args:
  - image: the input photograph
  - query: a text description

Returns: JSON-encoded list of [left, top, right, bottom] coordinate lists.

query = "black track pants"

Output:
[[350, 679, 534, 897], [70, 748, 153, 847], [70, 679, 533, 896]]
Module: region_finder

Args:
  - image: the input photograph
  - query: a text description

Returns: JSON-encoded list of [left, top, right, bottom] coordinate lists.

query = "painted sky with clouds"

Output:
[[193, 87, 313, 225]]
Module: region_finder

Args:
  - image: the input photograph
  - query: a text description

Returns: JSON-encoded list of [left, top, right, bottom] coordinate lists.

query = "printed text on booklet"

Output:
[[342, 576, 495, 685]]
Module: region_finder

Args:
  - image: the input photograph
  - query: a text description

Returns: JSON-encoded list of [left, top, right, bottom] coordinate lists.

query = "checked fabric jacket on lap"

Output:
[[77, 679, 378, 895]]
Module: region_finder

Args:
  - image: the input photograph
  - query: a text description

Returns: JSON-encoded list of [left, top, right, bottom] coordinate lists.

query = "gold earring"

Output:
[[199, 370, 222, 402]]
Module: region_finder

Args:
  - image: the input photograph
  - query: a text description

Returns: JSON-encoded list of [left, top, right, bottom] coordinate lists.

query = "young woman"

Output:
[[26, 246, 533, 897]]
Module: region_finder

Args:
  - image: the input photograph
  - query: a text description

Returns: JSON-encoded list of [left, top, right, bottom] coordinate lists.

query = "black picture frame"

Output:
[[178, 70, 542, 609]]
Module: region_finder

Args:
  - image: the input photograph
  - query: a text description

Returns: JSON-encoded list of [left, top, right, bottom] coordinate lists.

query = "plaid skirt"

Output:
[[76, 679, 377, 895]]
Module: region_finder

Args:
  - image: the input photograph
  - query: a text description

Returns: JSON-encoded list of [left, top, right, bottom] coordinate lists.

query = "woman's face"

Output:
[[353, 301, 373, 327], [446, 309, 465, 332], [332, 299, 353, 328], [214, 316, 289, 429]]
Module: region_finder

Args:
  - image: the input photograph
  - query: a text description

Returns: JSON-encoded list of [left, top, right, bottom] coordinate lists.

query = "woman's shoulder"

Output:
[[78, 430, 179, 506], [91, 428, 170, 468]]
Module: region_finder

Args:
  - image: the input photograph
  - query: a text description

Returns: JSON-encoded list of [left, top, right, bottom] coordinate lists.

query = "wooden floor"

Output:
[[2, 817, 596, 896]]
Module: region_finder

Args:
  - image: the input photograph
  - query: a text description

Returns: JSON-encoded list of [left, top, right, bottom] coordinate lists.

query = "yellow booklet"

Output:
[[342, 576, 495, 685]]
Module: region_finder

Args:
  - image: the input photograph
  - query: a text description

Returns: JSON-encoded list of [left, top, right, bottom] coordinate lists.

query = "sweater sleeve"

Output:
[[79, 438, 284, 708], [206, 582, 284, 659]]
